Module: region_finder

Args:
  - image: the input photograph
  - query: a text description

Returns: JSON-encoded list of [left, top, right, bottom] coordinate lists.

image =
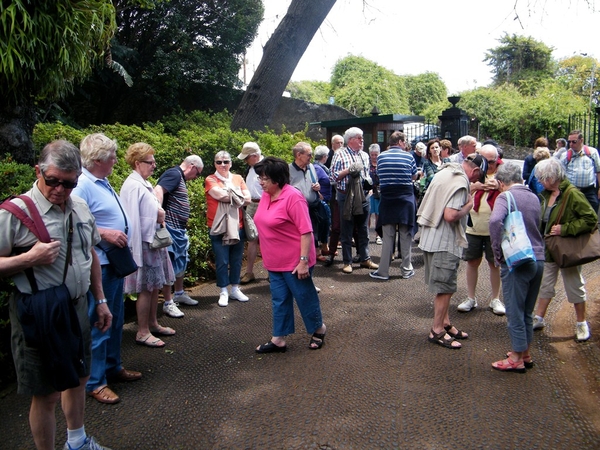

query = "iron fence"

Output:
[[568, 108, 600, 148]]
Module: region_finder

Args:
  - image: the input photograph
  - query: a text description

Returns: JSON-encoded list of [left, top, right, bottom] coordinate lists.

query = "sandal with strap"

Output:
[[506, 351, 533, 369], [444, 324, 469, 340], [149, 325, 176, 336], [428, 329, 461, 349], [135, 333, 165, 348], [256, 341, 287, 354], [309, 332, 326, 350], [492, 357, 526, 373]]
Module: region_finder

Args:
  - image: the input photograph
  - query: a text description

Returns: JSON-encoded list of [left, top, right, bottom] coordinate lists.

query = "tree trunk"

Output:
[[231, 0, 337, 132], [0, 99, 37, 165]]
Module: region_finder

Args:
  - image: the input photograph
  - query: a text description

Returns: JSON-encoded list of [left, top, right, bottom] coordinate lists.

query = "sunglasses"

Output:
[[215, 160, 231, 165], [41, 171, 78, 189], [139, 160, 156, 166], [568, 140, 580, 144]]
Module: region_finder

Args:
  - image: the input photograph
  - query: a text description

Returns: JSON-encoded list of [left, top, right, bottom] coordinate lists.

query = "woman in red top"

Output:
[[205, 151, 251, 307], [253, 157, 327, 353]]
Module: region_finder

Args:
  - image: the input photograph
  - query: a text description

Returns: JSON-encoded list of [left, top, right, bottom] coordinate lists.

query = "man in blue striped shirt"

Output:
[[370, 132, 417, 280]]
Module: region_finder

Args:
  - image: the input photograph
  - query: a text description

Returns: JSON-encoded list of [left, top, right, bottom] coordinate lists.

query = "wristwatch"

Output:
[[299, 256, 308, 261], [96, 298, 108, 305]]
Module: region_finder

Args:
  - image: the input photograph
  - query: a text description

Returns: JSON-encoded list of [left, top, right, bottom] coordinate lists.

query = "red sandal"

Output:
[[492, 357, 526, 373]]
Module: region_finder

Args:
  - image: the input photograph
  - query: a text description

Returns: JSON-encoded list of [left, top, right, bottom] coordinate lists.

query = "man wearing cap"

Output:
[[155, 155, 204, 317], [417, 153, 488, 349], [449, 135, 477, 164], [238, 142, 263, 284]]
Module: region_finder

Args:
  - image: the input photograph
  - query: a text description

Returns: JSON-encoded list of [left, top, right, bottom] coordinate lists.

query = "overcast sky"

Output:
[[242, 0, 600, 94]]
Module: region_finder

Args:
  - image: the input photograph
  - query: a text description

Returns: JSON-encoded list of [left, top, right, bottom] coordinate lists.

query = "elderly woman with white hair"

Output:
[[532, 157, 597, 342], [205, 151, 251, 307], [313, 145, 332, 260]]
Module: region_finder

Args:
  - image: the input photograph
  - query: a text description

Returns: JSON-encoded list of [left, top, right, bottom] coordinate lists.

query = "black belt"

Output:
[[251, 198, 260, 203]]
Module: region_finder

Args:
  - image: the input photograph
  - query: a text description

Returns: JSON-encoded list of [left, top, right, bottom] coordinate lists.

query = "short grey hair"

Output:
[[535, 157, 565, 184], [184, 155, 203, 171], [314, 145, 329, 161], [214, 150, 231, 161], [458, 135, 477, 147], [39, 140, 82, 175], [368, 144, 380, 154], [495, 162, 522, 185], [292, 141, 312, 158], [79, 133, 117, 170], [344, 127, 363, 142]]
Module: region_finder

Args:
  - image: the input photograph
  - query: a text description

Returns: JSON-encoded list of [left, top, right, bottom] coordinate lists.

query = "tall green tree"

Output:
[[0, 0, 116, 163], [329, 56, 409, 116], [484, 34, 555, 95], [67, 0, 263, 125], [557, 54, 599, 111], [401, 72, 447, 115]]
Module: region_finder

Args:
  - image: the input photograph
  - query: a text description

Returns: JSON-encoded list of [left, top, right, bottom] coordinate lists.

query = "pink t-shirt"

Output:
[[254, 184, 316, 271]]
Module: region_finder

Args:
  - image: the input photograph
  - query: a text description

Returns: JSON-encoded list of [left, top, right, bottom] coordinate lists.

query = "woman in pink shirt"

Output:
[[253, 157, 327, 353]]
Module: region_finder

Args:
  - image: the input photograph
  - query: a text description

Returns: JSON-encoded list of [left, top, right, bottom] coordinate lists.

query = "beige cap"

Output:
[[237, 142, 261, 160]]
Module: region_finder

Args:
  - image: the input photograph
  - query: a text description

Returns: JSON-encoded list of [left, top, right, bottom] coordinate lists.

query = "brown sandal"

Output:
[[88, 385, 120, 404]]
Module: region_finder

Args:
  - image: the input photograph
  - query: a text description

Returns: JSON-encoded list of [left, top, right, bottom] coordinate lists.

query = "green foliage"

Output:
[[401, 72, 448, 115], [484, 34, 555, 95], [0, 0, 116, 102], [286, 80, 332, 104], [557, 55, 600, 109], [330, 56, 409, 116]]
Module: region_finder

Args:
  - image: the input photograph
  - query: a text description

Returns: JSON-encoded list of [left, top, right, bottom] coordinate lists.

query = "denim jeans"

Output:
[[86, 265, 124, 392], [209, 228, 246, 287], [501, 260, 544, 352], [268, 268, 323, 336], [336, 192, 370, 264]]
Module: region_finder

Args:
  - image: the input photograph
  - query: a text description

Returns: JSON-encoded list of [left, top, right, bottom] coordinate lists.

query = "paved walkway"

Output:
[[2, 240, 600, 449]]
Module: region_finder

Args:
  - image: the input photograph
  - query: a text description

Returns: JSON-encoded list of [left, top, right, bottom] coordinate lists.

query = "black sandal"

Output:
[[428, 329, 461, 349], [255, 341, 287, 354], [444, 324, 469, 340], [309, 332, 326, 350]]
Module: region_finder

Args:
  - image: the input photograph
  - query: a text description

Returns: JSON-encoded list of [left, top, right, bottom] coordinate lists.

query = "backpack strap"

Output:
[[0, 195, 51, 243]]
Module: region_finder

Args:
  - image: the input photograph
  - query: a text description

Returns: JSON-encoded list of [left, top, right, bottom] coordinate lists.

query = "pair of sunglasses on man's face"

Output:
[[215, 160, 231, 165], [41, 171, 78, 189]]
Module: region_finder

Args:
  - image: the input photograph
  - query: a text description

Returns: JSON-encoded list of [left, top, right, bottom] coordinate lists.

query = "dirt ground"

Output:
[[552, 273, 600, 433]]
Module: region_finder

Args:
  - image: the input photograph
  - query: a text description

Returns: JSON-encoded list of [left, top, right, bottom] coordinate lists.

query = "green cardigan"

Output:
[[539, 178, 598, 262]]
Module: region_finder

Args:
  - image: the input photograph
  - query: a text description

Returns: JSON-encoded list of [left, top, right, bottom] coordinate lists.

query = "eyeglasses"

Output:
[[139, 160, 156, 166], [41, 171, 78, 189], [568, 139, 580, 144], [215, 160, 231, 165], [192, 165, 201, 176], [487, 159, 497, 164], [256, 176, 270, 182]]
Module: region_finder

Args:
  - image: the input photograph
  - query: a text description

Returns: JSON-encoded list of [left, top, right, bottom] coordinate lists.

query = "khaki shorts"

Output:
[[463, 233, 494, 263], [538, 262, 586, 304], [9, 291, 91, 396], [423, 251, 461, 294]]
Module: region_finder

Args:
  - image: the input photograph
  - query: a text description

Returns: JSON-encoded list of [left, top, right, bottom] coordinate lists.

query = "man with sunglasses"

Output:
[[559, 130, 600, 212], [0, 140, 112, 449], [154, 155, 204, 317]]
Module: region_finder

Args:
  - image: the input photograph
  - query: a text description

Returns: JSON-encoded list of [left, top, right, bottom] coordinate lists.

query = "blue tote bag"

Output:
[[501, 191, 536, 271]]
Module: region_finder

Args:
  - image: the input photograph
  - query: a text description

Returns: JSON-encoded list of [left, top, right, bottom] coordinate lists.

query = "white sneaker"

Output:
[[369, 271, 389, 280], [457, 298, 477, 312], [489, 298, 506, 315], [173, 293, 198, 306], [576, 321, 591, 342], [315, 286, 321, 293], [532, 315, 545, 330], [163, 302, 184, 318], [229, 288, 249, 302], [375, 236, 383, 245], [218, 291, 229, 307], [64, 436, 112, 450]]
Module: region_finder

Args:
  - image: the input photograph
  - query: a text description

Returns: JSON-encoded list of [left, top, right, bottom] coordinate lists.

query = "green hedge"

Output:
[[0, 111, 322, 386]]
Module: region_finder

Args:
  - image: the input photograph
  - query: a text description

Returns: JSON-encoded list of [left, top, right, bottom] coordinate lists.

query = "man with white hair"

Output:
[[155, 155, 204, 317], [238, 142, 263, 284], [330, 127, 379, 274], [450, 135, 477, 164]]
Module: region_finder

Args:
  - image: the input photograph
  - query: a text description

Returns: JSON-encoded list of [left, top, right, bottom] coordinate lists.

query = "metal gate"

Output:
[[568, 107, 600, 148]]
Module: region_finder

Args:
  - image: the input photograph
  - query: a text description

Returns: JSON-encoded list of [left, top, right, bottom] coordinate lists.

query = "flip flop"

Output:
[[136, 334, 165, 348], [149, 325, 176, 336]]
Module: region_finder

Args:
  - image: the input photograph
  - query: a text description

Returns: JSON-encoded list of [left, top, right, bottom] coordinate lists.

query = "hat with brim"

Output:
[[466, 153, 488, 183], [237, 142, 261, 160]]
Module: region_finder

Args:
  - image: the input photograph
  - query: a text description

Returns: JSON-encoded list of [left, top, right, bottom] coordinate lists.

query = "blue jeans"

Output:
[[86, 265, 124, 392], [268, 268, 323, 336], [209, 228, 246, 287], [501, 260, 544, 352], [336, 192, 370, 264]]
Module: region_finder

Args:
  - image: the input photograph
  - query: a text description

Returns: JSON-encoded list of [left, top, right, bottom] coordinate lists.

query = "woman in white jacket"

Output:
[[120, 143, 175, 347]]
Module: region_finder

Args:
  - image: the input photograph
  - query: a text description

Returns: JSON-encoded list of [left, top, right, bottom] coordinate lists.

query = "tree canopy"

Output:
[[484, 34, 555, 95]]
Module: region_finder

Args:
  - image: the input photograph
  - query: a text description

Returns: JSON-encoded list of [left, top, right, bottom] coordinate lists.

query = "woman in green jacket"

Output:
[[533, 158, 598, 342]]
